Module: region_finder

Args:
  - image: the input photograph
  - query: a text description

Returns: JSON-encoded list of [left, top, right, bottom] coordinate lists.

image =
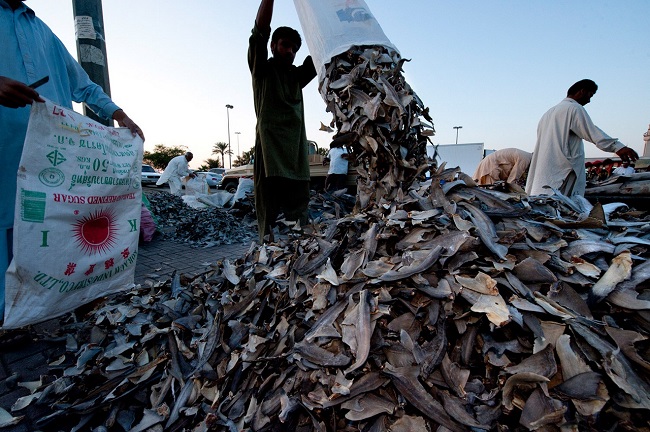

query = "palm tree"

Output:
[[212, 142, 233, 169]]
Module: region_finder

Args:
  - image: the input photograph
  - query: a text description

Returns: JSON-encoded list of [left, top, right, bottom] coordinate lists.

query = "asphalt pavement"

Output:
[[0, 236, 252, 431]]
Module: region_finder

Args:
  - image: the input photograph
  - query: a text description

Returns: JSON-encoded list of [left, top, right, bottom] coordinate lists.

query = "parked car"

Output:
[[196, 172, 222, 187], [209, 167, 226, 175], [141, 164, 161, 186]]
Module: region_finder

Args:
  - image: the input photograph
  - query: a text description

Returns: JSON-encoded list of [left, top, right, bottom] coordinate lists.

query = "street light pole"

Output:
[[225, 104, 233, 169], [235, 132, 241, 160], [453, 126, 463, 145]]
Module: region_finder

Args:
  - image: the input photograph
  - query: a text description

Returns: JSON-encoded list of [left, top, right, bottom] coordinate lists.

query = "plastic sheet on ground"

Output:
[[181, 194, 209, 209], [198, 191, 235, 208]]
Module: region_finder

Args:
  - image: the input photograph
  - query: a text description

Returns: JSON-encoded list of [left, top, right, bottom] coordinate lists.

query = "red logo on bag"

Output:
[[72, 209, 118, 255]]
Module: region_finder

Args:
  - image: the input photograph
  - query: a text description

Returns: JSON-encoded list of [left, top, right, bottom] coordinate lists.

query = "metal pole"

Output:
[[235, 132, 241, 159], [453, 126, 462, 145], [226, 104, 233, 169], [72, 0, 112, 126]]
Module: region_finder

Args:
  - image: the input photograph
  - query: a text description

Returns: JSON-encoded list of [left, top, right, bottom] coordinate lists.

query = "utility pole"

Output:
[[453, 126, 463, 145], [226, 105, 233, 169], [72, 0, 112, 126], [235, 132, 241, 160]]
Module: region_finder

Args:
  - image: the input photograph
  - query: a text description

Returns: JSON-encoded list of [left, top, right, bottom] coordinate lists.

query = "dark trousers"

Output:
[[255, 176, 310, 241], [325, 173, 347, 191]]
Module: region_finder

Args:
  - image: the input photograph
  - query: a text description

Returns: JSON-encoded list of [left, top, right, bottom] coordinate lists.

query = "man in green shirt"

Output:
[[248, 0, 316, 242]]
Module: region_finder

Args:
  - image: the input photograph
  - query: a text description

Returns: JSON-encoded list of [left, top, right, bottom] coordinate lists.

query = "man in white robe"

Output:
[[473, 148, 532, 186], [156, 152, 195, 195], [526, 79, 638, 196]]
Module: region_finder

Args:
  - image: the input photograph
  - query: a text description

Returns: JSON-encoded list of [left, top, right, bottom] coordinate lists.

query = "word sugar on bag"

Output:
[[3, 100, 143, 328]]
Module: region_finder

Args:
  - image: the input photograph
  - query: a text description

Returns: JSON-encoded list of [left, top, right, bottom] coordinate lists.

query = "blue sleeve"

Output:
[[53, 33, 121, 120]]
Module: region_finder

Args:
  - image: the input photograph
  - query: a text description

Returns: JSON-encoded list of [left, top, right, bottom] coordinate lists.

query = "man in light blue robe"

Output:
[[0, 0, 144, 321]]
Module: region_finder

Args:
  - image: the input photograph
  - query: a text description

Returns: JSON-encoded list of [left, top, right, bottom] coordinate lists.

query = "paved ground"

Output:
[[134, 234, 252, 285], [0, 236, 251, 431]]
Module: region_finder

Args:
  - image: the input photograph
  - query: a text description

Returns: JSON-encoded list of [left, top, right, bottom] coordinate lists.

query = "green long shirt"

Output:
[[248, 24, 316, 180]]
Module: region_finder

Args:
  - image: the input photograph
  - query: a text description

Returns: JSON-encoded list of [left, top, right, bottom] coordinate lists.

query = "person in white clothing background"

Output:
[[323, 140, 350, 191], [612, 161, 635, 176], [156, 152, 195, 195], [473, 148, 532, 187], [526, 79, 638, 197]]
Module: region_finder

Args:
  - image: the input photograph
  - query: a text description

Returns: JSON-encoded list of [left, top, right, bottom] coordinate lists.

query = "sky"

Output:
[[26, 0, 650, 170]]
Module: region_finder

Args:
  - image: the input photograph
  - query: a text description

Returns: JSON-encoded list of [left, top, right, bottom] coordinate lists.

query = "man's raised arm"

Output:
[[256, 0, 274, 31]]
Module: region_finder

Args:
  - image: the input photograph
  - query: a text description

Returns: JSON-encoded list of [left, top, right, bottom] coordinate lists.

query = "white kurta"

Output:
[[157, 155, 191, 195], [612, 165, 635, 176], [473, 148, 532, 185], [326, 147, 349, 175], [525, 98, 625, 196]]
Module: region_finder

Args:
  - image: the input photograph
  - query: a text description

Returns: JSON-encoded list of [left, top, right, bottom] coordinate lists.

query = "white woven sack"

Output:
[[293, 0, 398, 85], [3, 100, 143, 328], [233, 178, 254, 205], [185, 174, 209, 196]]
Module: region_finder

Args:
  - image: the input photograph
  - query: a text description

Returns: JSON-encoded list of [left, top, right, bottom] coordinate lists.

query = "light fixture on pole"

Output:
[[234, 132, 241, 160], [225, 104, 233, 168], [453, 126, 462, 145]]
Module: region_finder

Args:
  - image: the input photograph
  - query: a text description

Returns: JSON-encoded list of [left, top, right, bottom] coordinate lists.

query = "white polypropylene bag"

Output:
[[233, 178, 254, 204], [198, 191, 235, 208], [185, 174, 209, 196], [181, 195, 209, 209], [2, 100, 143, 329], [293, 0, 398, 84]]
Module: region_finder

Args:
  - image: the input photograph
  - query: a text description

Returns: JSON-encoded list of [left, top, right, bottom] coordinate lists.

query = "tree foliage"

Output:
[[143, 144, 187, 170], [196, 158, 222, 172], [212, 142, 233, 169], [234, 148, 254, 167]]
